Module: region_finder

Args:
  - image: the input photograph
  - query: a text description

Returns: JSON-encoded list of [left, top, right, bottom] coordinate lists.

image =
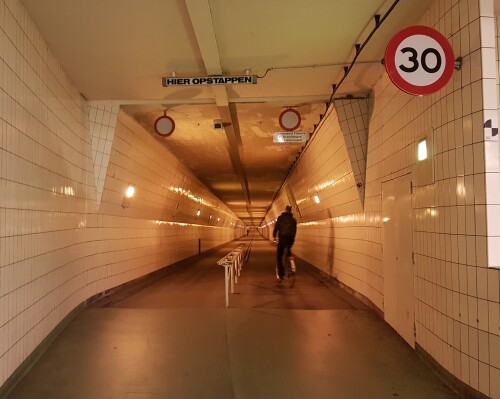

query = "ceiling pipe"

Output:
[[327, 0, 400, 106], [261, 0, 401, 223]]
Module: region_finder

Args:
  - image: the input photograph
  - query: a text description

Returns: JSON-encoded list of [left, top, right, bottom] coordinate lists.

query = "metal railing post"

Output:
[[230, 258, 234, 293], [217, 242, 252, 308], [224, 264, 229, 308]]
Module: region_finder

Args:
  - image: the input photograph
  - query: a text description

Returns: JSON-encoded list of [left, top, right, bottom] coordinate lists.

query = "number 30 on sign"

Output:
[[385, 25, 455, 96]]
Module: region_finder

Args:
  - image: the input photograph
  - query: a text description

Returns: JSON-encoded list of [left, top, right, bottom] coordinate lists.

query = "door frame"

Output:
[[381, 173, 415, 348]]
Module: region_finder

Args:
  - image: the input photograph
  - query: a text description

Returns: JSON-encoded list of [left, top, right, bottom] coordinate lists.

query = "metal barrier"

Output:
[[217, 240, 251, 308]]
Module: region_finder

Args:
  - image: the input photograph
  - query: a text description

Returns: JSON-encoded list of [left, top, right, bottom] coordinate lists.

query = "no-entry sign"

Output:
[[279, 108, 301, 131], [385, 26, 454, 96], [154, 114, 175, 137]]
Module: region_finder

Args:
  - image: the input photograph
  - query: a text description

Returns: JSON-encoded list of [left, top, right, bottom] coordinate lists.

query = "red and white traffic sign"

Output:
[[279, 108, 301, 131], [385, 25, 454, 96], [154, 114, 175, 137]]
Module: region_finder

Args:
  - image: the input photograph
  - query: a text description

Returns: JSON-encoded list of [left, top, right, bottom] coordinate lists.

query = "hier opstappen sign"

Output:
[[162, 75, 257, 87]]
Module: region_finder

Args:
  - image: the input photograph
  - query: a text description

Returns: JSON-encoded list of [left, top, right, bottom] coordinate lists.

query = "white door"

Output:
[[382, 174, 415, 348]]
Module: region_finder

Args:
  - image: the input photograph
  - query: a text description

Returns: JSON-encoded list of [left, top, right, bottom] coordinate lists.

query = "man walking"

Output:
[[273, 205, 297, 282]]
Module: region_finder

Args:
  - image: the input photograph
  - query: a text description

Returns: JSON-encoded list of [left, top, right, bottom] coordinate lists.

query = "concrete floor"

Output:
[[5, 235, 462, 399]]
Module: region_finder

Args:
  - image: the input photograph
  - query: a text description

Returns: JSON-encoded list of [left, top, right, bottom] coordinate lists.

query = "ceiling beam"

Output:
[[184, 0, 222, 76], [98, 94, 331, 106], [185, 0, 251, 211], [217, 104, 251, 205]]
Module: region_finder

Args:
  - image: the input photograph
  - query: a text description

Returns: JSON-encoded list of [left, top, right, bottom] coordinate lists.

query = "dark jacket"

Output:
[[273, 211, 297, 245]]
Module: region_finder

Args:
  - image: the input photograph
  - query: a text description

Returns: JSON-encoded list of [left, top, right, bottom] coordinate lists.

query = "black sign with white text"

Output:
[[162, 75, 257, 87]]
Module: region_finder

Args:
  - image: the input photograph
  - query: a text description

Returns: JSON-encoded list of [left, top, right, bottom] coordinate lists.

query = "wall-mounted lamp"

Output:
[[125, 185, 135, 198], [417, 139, 428, 161], [196, 209, 201, 217], [121, 184, 135, 208], [414, 130, 434, 187], [314, 194, 320, 204], [217, 217, 220, 223], [209, 215, 213, 221]]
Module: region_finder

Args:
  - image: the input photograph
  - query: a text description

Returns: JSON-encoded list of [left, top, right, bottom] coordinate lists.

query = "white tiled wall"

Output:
[[0, 0, 242, 387], [333, 98, 369, 204], [88, 101, 120, 208], [264, 104, 379, 305], [264, 0, 500, 397], [82, 110, 243, 300]]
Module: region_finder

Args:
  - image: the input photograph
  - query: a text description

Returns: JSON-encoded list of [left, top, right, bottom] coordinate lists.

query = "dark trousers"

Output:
[[276, 244, 292, 280]]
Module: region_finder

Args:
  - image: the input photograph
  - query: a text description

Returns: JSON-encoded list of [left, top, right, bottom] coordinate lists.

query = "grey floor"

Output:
[[6, 235, 461, 399]]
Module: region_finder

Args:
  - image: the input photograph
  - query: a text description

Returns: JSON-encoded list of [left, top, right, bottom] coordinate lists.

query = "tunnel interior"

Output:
[[0, 0, 498, 398]]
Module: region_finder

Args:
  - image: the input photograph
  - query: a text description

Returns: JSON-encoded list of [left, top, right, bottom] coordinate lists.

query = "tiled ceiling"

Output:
[[20, 0, 433, 225]]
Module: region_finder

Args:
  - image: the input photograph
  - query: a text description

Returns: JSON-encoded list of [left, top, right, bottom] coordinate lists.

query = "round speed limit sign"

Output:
[[385, 26, 454, 96]]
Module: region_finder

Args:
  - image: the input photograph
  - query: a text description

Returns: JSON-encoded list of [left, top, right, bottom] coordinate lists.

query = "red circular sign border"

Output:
[[385, 25, 455, 96], [154, 115, 175, 137], [279, 108, 301, 131]]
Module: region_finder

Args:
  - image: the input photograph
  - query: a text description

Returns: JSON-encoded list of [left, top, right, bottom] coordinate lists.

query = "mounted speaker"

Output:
[[214, 119, 223, 129]]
